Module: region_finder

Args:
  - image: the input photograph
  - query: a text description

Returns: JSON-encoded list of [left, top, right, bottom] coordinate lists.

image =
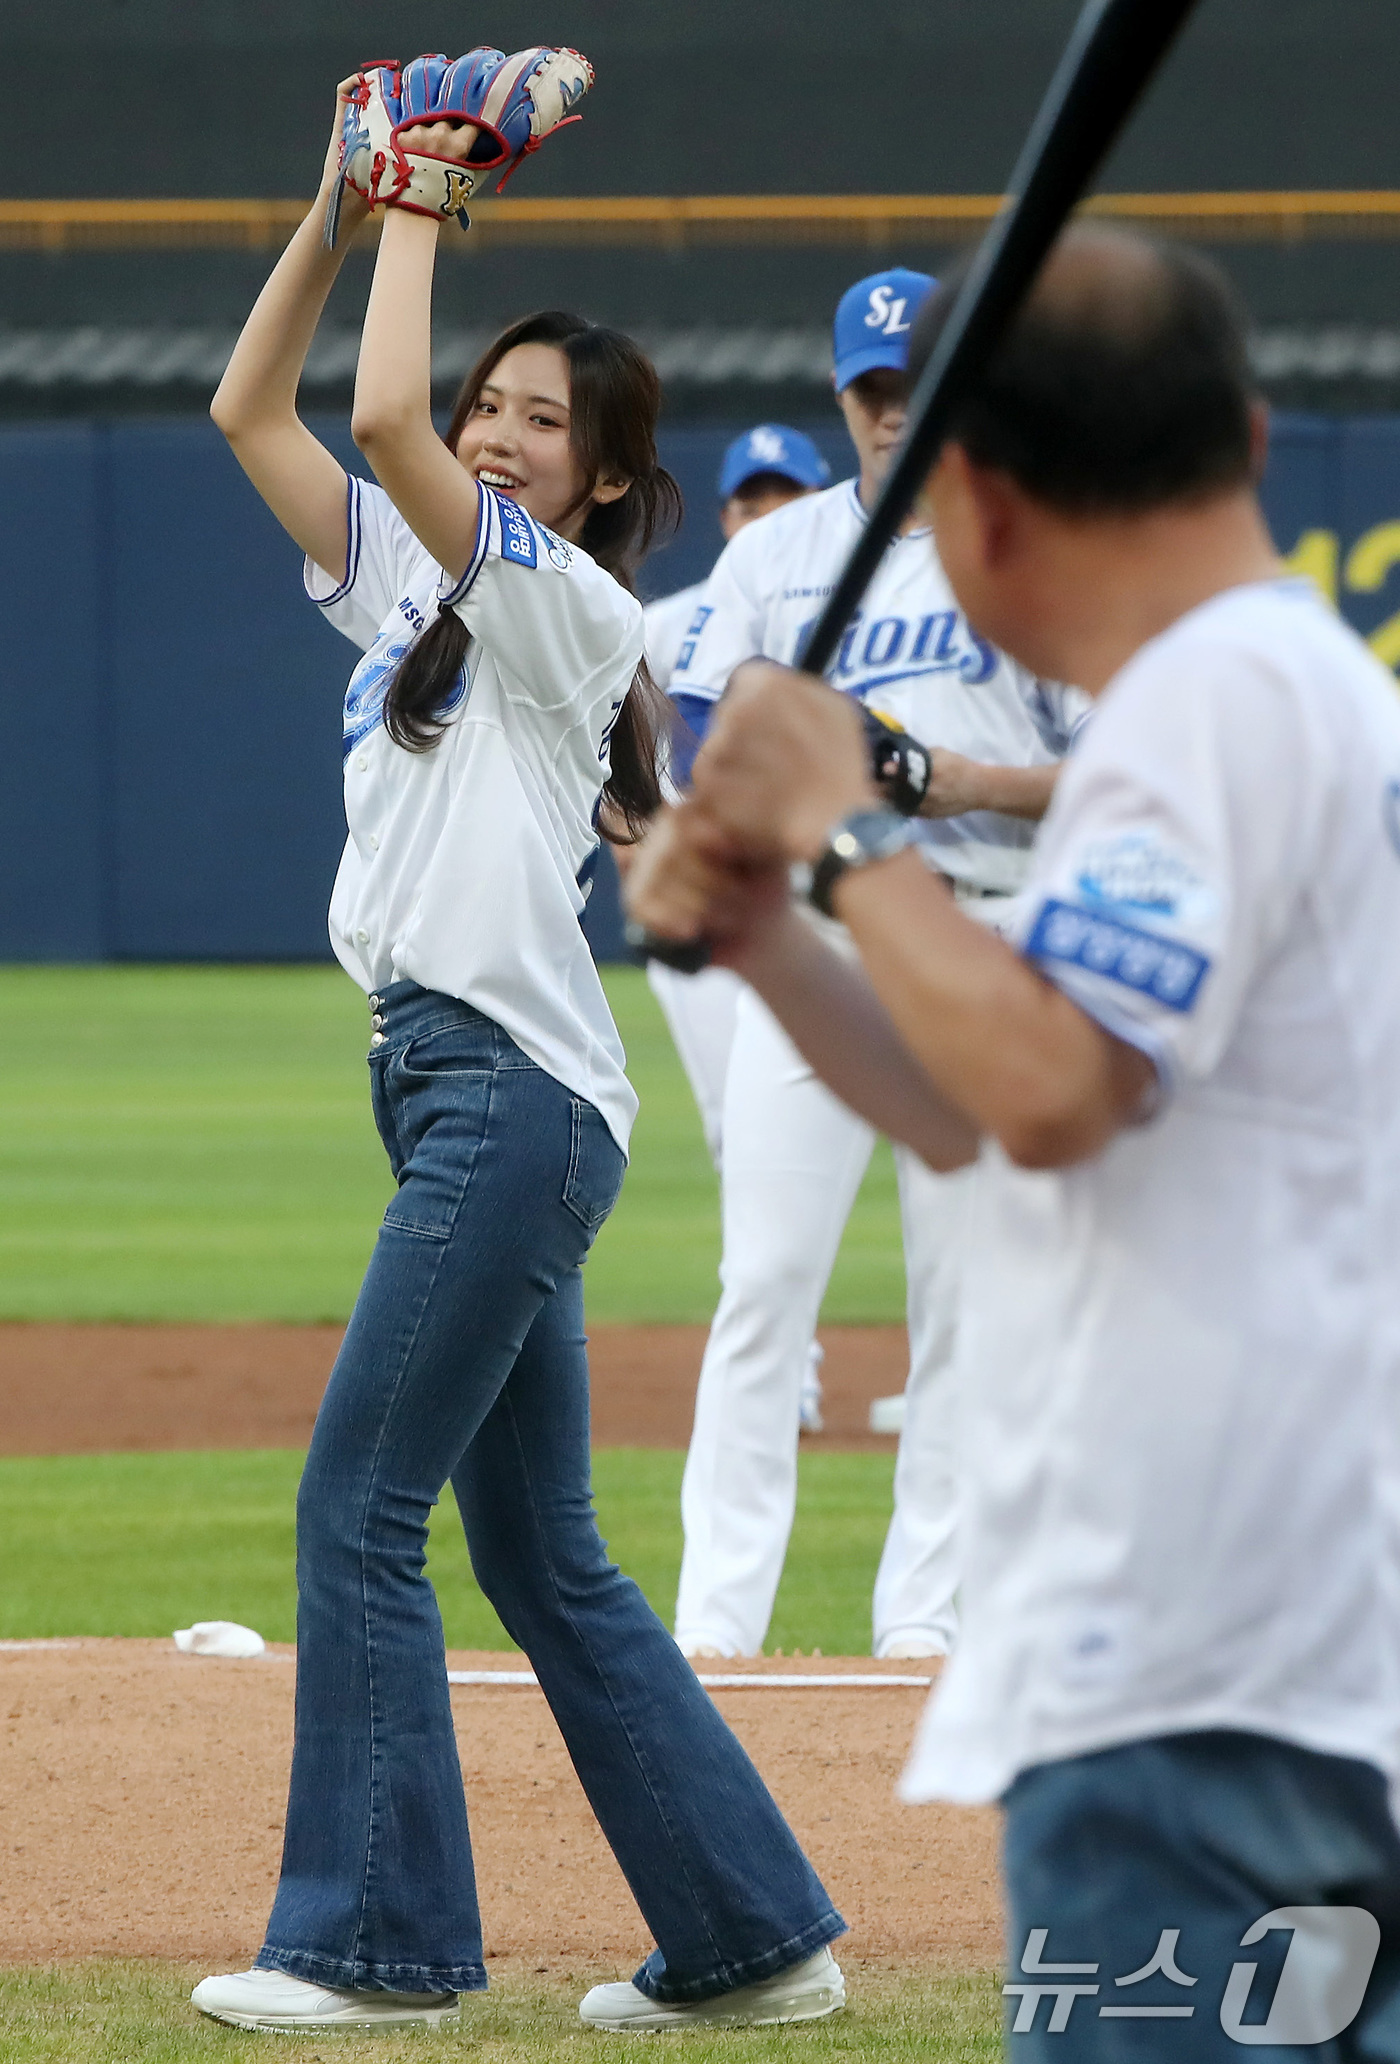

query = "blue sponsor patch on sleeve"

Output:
[[1025, 897, 1211, 1013], [496, 494, 538, 570], [674, 605, 713, 675]]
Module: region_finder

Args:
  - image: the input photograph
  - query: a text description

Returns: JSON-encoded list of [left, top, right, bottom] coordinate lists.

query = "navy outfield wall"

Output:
[[3, 413, 1399, 963]]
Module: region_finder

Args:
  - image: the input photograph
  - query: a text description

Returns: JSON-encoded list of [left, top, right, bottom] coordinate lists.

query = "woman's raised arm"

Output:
[[349, 129, 485, 584], [210, 83, 368, 583]]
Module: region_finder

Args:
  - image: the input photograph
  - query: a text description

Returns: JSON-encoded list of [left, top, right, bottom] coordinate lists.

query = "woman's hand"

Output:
[[395, 118, 481, 161], [320, 78, 371, 233]]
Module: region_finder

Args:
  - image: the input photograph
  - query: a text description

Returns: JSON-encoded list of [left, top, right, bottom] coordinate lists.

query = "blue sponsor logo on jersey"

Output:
[[1025, 897, 1211, 1012], [497, 494, 538, 569], [674, 605, 714, 676], [1073, 830, 1214, 925]]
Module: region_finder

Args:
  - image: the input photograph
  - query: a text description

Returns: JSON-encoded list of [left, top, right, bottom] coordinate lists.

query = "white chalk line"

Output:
[[446, 1670, 933, 1689], [1, 1642, 932, 1691]]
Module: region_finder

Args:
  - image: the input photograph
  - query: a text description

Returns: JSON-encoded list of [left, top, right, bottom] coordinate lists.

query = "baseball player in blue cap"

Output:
[[646, 425, 831, 697], [667, 268, 1087, 1664]]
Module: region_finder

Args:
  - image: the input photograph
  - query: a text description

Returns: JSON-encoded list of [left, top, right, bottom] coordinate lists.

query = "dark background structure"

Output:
[[6, 0, 1400, 416], [11, 0, 1399, 195], [4, 0, 1400, 961]]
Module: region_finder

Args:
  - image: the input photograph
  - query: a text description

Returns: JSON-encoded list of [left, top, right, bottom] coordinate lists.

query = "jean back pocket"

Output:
[[562, 1096, 625, 1235]]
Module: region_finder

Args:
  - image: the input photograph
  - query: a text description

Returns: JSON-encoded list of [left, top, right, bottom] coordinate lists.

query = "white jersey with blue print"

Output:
[[670, 479, 1087, 893], [307, 474, 644, 1154], [643, 579, 708, 693], [904, 578, 1400, 1808]]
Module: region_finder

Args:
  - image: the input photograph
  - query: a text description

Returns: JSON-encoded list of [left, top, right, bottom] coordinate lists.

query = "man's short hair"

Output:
[[908, 227, 1257, 515]]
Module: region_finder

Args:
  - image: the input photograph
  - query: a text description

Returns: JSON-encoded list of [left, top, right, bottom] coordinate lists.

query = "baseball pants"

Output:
[[647, 960, 743, 1168], [675, 983, 964, 1659]]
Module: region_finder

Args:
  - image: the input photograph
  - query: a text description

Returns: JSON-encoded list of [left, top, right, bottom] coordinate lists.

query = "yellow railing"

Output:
[[3, 192, 1400, 251]]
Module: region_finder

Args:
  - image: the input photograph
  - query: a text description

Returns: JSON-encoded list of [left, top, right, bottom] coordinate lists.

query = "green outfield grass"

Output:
[[0, 964, 904, 1324], [0, 1446, 897, 1656], [0, 1962, 1003, 2061]]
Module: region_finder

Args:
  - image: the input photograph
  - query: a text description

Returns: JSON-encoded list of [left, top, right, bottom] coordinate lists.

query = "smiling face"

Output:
[[453, 341, 596, 537]]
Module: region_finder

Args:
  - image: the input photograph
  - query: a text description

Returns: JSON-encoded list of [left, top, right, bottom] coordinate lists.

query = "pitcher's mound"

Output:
[[0, 1640, 1000, 1972]]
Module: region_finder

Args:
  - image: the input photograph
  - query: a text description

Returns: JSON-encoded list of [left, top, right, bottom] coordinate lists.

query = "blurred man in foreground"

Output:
[[628, 227, 1400, 2058]]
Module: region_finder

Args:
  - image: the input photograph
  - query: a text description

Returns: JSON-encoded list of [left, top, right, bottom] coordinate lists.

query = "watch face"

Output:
[[809, 810, 910, 919], [849, 810, 911, 858]]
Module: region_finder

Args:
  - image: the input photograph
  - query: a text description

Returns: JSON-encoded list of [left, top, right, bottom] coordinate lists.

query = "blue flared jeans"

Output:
[[256, 981, 842, 1999]]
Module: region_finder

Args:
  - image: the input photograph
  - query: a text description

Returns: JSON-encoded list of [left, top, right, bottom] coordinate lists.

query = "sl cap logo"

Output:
[[865, 285, 911, 335], [747, 426, 788, 464]]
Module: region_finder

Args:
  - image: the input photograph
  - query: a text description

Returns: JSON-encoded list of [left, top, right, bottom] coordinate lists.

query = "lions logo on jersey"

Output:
[[808, 605, 998, 693]]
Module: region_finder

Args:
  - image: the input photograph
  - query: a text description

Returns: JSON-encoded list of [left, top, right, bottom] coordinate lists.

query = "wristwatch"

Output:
[[808, 808, 918, 918]]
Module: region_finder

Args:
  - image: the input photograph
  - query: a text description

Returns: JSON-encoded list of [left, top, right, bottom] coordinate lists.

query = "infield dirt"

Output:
[[0, 1324, 1003, 1976], [0, 1640, 1000, 1971], [0, 1322, 910, 1456]]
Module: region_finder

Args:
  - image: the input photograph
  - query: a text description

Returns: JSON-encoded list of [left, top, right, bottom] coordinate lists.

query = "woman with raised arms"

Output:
[[191, 50, 844, 2038]]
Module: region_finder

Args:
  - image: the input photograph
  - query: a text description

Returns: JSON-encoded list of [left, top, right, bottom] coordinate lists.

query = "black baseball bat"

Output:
[[632, 0, 1203, 973]]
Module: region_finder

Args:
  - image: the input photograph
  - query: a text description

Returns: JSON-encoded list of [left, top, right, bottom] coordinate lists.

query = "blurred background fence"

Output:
[[5, 0, 1400, 962]]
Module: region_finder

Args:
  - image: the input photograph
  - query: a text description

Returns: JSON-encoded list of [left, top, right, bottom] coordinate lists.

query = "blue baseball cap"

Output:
[[717, 423, 831, 501], [832, 268, 938, 392]]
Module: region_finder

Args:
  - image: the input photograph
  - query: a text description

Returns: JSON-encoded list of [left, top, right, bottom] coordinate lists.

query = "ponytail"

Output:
[[383, 606, 471, 753], [382, 310, 681, 838]]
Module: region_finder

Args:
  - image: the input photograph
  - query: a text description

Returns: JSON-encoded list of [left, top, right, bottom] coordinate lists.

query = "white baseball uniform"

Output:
[[309, 474, 643, 1153], [904, 577, 1400, 1805], [670, 479, 1086, 1658], [644, 580, 708, 695], [643, 581, 747, 1167]]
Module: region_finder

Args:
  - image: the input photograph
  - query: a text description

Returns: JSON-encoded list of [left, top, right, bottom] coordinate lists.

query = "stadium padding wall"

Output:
[[3, 413, 1399, 964]]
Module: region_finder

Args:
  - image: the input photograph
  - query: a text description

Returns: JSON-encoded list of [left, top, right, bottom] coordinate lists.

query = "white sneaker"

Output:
[[676, 1637, 732, 1661], [799, 1340, 825, 1435], [578, 1946, 844, 2031], [878, 1635, 946, 1660], [191, 1967, 460, 2031]]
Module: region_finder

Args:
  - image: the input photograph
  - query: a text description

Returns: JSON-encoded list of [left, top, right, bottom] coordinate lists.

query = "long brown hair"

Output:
[[383, 310, 681, 839]]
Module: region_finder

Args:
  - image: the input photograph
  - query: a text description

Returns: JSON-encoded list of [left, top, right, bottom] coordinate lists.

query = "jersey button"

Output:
[[356, 754, 368, 772], [356, 927, 370, 943], [368, 833, 380, 851], [369, 1031, 385, 1048]]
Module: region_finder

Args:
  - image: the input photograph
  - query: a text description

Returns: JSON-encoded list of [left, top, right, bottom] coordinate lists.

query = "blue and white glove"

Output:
[[323, 45, 594, 248]]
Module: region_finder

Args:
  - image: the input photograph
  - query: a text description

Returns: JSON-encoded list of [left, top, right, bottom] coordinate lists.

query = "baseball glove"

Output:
[[323, 45, 594, 247], [862, 704, 932, 815]]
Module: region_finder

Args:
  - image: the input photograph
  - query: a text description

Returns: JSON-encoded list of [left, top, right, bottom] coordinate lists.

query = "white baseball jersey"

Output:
[[671, 480, 1086, 893], [643, 579, 707, 693], [307, 475, 644, 1153], [903, 578, 1400, 1806]]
